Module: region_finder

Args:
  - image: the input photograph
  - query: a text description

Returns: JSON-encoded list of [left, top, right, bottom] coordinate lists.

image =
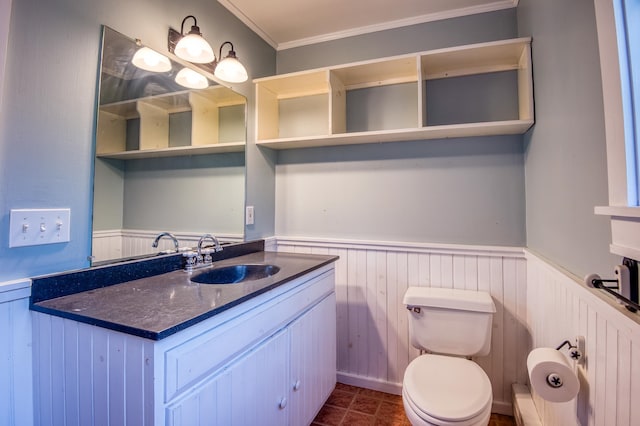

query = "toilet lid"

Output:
[[403, 354, 492, 422]]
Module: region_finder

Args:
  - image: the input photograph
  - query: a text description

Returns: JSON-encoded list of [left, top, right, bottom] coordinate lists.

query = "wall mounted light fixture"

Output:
[[170, 15, 215, 63], [214, 42, 248, 83], [131, 43, 172, 73], [175, 67, 209, 89], [168, 15, 248, 83]]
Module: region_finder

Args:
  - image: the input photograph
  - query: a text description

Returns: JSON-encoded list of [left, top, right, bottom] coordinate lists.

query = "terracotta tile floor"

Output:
[[312, 383, 516, 426]]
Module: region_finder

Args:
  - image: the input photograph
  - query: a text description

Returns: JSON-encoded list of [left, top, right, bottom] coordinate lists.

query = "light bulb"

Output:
[[175, 34, 215, 64], [175, 68, 209, 89], [214, 56, 248, 83], [131, 47, 171, 73]]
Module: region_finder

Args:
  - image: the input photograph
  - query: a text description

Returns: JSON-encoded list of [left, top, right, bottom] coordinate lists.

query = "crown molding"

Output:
[[217, 0, 279, 48], [218, 0, 518, 51], [278, 0, 518, 50]]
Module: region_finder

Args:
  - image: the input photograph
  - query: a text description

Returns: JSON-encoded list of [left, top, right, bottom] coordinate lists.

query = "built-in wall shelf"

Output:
[[254, 37, 533, 150], [96, 141, 245, 159], [97, 85, 246, 159]]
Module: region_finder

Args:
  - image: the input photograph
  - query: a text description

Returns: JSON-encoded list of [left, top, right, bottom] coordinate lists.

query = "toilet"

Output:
[[402, 287, 496, 426]]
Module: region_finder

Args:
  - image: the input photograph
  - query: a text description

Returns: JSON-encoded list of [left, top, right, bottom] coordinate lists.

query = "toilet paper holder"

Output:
[[555, 339, 582, 361], [586, 269, 640, 313]]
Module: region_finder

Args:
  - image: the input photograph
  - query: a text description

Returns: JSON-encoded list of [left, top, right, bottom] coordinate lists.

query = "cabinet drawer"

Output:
[[164, 269, 335, 402]]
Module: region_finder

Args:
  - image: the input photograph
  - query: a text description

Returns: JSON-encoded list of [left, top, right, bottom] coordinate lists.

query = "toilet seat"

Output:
[[403, 354, 492, 425]]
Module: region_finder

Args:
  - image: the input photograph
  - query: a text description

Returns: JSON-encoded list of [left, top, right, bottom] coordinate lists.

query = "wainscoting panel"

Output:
[[276, 237, 527, 414], [0, 279, 33, 426], [32, 312, 155, 426], [92, 230, 243, 263], [526, 251, 640, 426]]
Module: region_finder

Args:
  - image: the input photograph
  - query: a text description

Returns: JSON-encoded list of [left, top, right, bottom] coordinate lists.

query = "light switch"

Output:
[[245, 205, 255, 225], [9, 208, 71, 247]]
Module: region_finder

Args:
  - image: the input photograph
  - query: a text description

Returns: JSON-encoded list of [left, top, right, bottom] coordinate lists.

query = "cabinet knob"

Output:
[[279, 397, 288, 409], [293, 380, 301, 391]]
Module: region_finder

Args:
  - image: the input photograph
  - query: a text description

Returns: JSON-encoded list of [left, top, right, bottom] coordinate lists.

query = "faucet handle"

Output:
[[202, 248, 213, 264], [182, 251, 198, 271]]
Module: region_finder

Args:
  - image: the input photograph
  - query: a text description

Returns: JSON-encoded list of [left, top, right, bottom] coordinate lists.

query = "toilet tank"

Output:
[[403, 287, 496, 357]]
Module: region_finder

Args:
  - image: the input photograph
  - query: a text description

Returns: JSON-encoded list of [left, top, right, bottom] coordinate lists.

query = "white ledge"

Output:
[[594, 205, 640, 218]]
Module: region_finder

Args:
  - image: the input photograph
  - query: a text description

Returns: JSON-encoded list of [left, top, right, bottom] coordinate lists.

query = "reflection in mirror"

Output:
[[91, 27, 247, 265]]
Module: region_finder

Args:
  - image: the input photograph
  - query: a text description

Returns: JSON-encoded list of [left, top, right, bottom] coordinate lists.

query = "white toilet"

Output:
[[402, 287, 496, 426]]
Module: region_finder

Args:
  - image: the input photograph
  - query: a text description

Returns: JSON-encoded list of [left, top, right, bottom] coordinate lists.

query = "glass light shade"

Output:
[[174, 34, 215, 64], [175, 68, 209, 89], [131, 47, 172, 72], [214, 56, 248, 83]]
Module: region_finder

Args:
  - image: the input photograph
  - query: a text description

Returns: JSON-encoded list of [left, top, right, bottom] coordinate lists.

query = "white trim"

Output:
[[218, 0, 518, 51], [512, 384, 542, 426], [277, 1, 518, 51], [609, 243, 640, 261], [595, 205, 640, 217], [116, 228, 244, 241], [336, 372, 402, 395], [276, 235, 525, 258], [595, 0, 628, 206], [0, 0, 11, 110], [525, 249, 640, 328], [0, 278, 31, 303], [594, 0, 640, 256], [217, 0, 279, 48], [337, 371, 513, 416]]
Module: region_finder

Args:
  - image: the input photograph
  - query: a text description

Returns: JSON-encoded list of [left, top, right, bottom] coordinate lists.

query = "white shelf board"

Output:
[[256, 120, 534, 150], [97, 141, 245, 159]]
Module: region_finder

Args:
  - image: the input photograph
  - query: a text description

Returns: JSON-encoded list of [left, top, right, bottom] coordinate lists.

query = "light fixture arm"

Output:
[[180, 15, 199, 36], [167, 17, 248, 83], [218, 41, 236, 60]]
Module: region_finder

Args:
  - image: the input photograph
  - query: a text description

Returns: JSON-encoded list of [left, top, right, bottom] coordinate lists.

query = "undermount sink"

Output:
[[191, 264, 281, 284]]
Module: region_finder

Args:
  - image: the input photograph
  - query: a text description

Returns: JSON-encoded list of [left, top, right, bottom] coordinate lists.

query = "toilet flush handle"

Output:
[[406, 306, 421, 314]]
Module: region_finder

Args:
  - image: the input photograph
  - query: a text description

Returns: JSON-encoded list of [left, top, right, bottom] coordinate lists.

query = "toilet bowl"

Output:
[[402, 354, 492, 426], [401, 287, 496, 426]]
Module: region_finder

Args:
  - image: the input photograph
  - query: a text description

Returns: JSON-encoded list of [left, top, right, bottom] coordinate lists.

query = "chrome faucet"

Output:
[[152, 232, 179, 253], [183, 234, 223, 271], [197, 233, 222, 255]]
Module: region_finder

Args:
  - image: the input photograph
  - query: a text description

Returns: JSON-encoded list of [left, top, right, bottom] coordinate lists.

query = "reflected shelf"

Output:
[[96, 141, 245, 159]]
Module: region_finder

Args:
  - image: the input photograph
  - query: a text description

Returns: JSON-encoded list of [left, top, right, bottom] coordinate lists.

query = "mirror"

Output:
[[91, 27, 247, 265]]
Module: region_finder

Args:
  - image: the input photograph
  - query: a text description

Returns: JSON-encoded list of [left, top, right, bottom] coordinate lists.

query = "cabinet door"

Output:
[[289, 293, 337, 425], [166, 329, 289, 426]]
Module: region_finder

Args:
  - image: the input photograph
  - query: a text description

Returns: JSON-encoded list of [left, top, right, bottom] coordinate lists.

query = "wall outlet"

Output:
[[245, 206, 255, 225], [9, 208, 71, 247]]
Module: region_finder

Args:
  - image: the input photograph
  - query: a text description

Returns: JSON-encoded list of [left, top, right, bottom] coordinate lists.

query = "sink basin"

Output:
[[191, 264, 281, 284]]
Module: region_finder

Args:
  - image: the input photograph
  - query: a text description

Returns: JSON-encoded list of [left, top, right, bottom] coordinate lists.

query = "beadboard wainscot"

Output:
[[275, 237, 528, 415], [0, 278, 33, 426], [92, 229, 244, 263], [526, 250, 640, 426]]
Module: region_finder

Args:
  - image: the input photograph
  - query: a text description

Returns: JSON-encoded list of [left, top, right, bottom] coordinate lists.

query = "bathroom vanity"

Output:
[[30, 244, 337, 425]]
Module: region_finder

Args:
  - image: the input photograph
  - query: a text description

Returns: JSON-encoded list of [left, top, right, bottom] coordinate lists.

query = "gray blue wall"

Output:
[[274, 5, 619, 278], [518, 0, 618, 277], [0, 0, 620, 281], [0, 0, 275, 281], [274, 10, 527, 247]]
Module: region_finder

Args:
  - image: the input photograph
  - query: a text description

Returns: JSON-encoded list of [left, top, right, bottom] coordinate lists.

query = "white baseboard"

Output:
[[512, 384, 542, 425], [338, 371, 514, 415], [337, 372, 402, 395]]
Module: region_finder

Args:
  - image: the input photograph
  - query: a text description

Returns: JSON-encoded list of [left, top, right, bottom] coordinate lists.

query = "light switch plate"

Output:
[[9, 208, 71, 247], [245, 205, 255, 225]]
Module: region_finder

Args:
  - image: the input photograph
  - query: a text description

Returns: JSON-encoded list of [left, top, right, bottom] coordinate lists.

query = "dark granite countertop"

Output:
[[31, 250, 338, 340]]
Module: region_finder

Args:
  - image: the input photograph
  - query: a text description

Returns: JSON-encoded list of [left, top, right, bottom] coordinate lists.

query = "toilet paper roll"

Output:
[[527, 347, 580, 402]]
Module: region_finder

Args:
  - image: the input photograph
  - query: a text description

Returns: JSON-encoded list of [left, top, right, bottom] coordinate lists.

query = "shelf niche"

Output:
[[254, 37, 533, 150], [97, 86, 246, 160]]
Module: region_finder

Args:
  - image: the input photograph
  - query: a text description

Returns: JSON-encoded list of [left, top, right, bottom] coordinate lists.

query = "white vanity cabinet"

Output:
[[32, 264, 336, 426], [166, 292, 336, 426]]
